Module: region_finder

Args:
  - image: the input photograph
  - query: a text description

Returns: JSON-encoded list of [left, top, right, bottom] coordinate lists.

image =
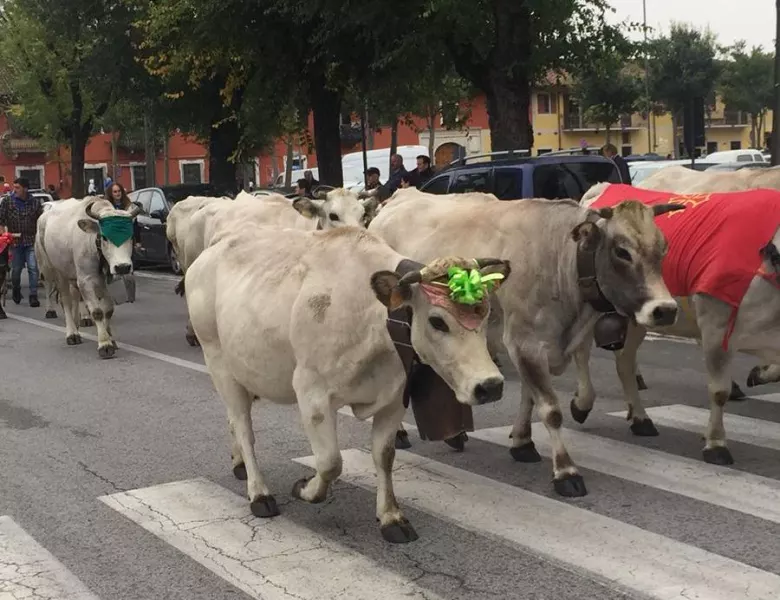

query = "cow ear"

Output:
[[478, 260, 511, 291], [571, 221, 602, 251], [77, 219, 99, 234], [292, 198, 323, 220], [371, 270, 411, 310], [596, 207, 614, 219]]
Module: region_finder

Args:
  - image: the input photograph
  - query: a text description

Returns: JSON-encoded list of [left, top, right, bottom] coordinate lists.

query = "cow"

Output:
[[638, 164, 780, 193], [171, 188, 378, 346], [36, 197, 141, 358], [368, 188, 683, 497], [166, 195, 232, 276], [573, 184, 780, 466], [184, 223, 510, 542]]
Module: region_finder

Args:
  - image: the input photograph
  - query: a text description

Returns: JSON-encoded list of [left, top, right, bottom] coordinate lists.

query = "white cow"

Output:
[[36, 197, 141, 358], [166, 195, 232, 275], [638, 164, 780, 193], [369, 188, 682, 497], [171, 188, 378, 346], [185, 223, 510, 542]]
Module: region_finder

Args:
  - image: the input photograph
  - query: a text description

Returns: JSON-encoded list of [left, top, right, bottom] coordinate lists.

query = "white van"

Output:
[[272, 168, 319, 188], [341, 145, 429, 190], [702, 149, 765, 164]]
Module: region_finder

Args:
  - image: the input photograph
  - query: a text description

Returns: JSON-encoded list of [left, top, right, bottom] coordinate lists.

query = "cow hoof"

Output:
[[110, 340, 118, 350], [570, 398, 592, 424], [45, 310, 57, 319], [185, 333, 200, 347], [250, 495, 280, 518], [380, 518, 419, 544], [703, 446, 734, 466], [746, 367, 762, 388], [98, 345, 116, 359], [630, 418, 659, 437], [509, 442, 542, 463], [729, 381, 746, 402], [80, 318, 94, 327], [444, 432, 468, 451], [66, 334, 82, 346], [636, 374, 648, 391], [291, 477, 326, 503], [395, 430, 412, 449], [553, 473, 588, 498], [232, 463, 247, 481]]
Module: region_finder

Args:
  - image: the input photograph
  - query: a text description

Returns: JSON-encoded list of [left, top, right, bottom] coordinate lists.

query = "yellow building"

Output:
[[527, 84, 773, 158]]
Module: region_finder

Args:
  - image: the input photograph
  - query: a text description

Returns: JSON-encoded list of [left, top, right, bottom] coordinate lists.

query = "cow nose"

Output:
[[114, 263, 132, 276], [474, 377, 504, 405], [651, 304, 678, 326]]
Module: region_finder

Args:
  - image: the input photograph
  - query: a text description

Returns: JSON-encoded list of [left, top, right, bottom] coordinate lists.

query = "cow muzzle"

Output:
[[114, 263, 133, 276], [636, 299, 678, 327], [473, 376, 504, 405]]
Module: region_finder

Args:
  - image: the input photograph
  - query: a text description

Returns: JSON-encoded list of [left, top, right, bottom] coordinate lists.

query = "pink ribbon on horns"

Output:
[[419, 283, 488, 331]]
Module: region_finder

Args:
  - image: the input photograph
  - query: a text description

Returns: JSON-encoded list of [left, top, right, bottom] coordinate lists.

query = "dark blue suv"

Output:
[[419, 151, 622, 201]]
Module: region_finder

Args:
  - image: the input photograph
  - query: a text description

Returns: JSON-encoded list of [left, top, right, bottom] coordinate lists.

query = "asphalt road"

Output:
[[1, 272, 780, 600]]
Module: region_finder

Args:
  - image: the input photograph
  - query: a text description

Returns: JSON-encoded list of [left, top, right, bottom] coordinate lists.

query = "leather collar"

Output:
[[576, 244, 615, 313]]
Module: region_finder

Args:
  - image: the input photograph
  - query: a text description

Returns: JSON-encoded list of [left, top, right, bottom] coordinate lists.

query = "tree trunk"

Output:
[[772, 0, 780, 165], [751, 115, 758, 148], [310, 74, 343, 186], [71, 127, 87, 198], [427, 109, 436, 160], [285, 136, 294, 187], [144, 112, 156, 187], [671, 110, 680, 158], [163, 134, 170, 185], [110, 131, 119, 181], [390, 117, 399, 170], [484, 77, 533, 152], [208, 116, 239, 193]]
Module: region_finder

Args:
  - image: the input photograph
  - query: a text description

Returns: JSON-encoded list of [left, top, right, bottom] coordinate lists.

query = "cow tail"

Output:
[[174, 277, 186, 297]]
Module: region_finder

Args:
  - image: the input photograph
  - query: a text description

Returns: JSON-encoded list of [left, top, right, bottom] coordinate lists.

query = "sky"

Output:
[[607, 0, 776, 51]]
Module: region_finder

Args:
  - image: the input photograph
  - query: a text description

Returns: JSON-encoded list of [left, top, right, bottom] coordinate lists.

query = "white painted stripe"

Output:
[[746, 392, 780, 404], [100, 478, 442, 600], [609, 405, 780, 452], [0, 516, 100, 599], [134, 271, 179, 281], [644, 332, 698, 345], [6, 313, 208, 373], [295, 449, 780, 600], [469, 423, 780, 524]]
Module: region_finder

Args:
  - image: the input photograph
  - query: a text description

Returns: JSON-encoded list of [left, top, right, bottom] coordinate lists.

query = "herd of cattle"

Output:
[[29, 164, 780, 544]]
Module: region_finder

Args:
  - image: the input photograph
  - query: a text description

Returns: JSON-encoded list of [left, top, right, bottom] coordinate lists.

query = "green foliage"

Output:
[[719, 42, 774, 116]]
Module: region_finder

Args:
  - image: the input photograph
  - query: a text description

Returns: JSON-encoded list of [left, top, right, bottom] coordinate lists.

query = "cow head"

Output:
[[292, 188, 377, 229], [371, 257, 511, 406], [78, 199, 141, 277], [572, 200, 684, 328]]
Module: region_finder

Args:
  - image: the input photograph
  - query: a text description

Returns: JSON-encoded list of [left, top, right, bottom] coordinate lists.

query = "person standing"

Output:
[[0, 177, 42, 307], [106, 182, 141, 303], [601, 143, 632, 184], [407, 155, 434, 188]]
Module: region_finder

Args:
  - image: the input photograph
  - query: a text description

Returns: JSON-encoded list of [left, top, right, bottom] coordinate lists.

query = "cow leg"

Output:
[[60, 282, 82, 346], [371, 400, 417, 544], [292, 371, 342, 505], [700, 340, 734, 465], [185, 318, 200, 347], [79, 299, 94, 328], [78, 280, 116, 359], [747, 364, 780, 388], [509, 384, 542, 462], [614, 324, 658, 436], [570, 333, 596, 424]]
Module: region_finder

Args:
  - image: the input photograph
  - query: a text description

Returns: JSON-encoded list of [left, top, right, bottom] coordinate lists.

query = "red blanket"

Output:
[[589, 184, 780, 348], [0, 232, 14, 254]]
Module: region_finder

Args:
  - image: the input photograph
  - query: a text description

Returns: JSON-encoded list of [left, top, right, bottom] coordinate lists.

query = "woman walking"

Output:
[[106, 183, 141, 303]]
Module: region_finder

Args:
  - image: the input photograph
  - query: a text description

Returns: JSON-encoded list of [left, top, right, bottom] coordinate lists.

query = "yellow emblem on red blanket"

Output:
[[664, 193, 712, 216]]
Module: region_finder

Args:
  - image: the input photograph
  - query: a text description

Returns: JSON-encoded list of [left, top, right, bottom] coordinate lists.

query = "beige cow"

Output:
[[184, 223, 510, 542], [369, 188, 682, 497], [638, 164, 780, 193]]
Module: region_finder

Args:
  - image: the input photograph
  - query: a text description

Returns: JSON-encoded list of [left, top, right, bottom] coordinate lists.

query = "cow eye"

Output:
[[428, 316, 450, 333], [329, 213, 340, 222], [614, 247, 632, 262]]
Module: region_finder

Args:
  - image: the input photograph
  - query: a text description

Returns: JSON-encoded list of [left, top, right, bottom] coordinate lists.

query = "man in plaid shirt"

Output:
[[0, 177, 43, 310]]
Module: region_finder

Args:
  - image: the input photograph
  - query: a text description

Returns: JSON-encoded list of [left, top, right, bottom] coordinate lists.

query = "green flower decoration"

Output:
[[446, 266, 505, 305]]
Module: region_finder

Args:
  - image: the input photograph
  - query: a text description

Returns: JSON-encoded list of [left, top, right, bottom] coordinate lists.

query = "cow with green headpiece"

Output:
[[35, 197, 142, 359]]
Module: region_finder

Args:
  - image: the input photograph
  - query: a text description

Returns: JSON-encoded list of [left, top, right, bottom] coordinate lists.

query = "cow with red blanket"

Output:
[[574, 184, 780, 465]]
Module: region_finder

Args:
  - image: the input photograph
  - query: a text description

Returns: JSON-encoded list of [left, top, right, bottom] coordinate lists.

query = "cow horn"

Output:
[[652, 203, 686, 217], [398, 270, 422, 286], [85, 200, 100, 221]]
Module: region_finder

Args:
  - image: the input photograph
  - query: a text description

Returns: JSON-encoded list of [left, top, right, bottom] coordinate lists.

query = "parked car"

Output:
[[704, 161, 771, 171], [418, 151, 621, 201], [702, 149, 766, 164], [128, 183, 226, 274]]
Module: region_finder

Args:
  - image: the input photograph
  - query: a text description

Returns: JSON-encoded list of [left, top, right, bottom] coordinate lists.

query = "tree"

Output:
[[719, 42, 774, 149], [0, 0, 137, 196], [645, 24, 721, 157]]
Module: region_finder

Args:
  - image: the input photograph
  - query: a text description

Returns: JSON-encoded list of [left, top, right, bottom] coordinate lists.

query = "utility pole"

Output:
[[773, 0, 780, 165], [643, 0, 652, 154]]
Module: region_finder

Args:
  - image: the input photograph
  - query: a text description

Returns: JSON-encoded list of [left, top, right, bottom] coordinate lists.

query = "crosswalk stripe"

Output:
[[99, 478, 444, 600], [746, 392, 780, 404], [468, 423, 780, 523], [295, 448, 780, 600], [609, 405, 780, 451], [0, 516, 100, 600]]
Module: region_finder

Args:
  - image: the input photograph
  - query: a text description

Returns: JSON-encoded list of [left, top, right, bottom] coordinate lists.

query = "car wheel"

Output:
[[169, 246, 182, 275]]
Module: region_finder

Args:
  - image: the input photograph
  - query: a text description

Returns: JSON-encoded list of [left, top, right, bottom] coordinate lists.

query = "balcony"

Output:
[[563, 113, 642, 131], [708, 110, 749, 127]]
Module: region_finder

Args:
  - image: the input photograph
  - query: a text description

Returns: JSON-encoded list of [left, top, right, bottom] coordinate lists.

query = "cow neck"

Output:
[[575, 231, 615, 314], [94, 234, 113, 284]]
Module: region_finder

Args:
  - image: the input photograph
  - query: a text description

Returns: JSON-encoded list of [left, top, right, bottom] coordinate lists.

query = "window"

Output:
[[131, 165, 147, 190], [621, 145, 632, 157], [180, 160, 204, 184], [84, 167, 105, 194], [706, 142, 718, 155], [730, 141, 742, 150], [450, 170, 490, 194], [621, 131, 631, 145], [537, 93, 554, 114], [536, 148, 552, 156], [17, 168, 42, 190], [493, 169, 521, 200], [736, 154, 752, 162], [421, 174, 451, 195], [149, 191, 166, 215], [533, 162, 620, 201]]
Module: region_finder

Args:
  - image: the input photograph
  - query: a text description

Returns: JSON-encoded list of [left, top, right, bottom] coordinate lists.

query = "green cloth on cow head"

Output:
[[98, 215, 134, 247]]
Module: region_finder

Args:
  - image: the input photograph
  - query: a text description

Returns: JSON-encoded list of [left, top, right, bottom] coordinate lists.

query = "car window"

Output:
[[134, 190, 153, 214], [149, 191, 166, 214], [533, 162, 619, 201], [493, 169, 521, 200], [421, 174, 451, 195], [736, 154, 752, 163], [450, 169, 490, 194]]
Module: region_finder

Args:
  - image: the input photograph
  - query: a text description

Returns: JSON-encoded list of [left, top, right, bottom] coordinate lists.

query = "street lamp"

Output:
[[643, 0, 652, 154]]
